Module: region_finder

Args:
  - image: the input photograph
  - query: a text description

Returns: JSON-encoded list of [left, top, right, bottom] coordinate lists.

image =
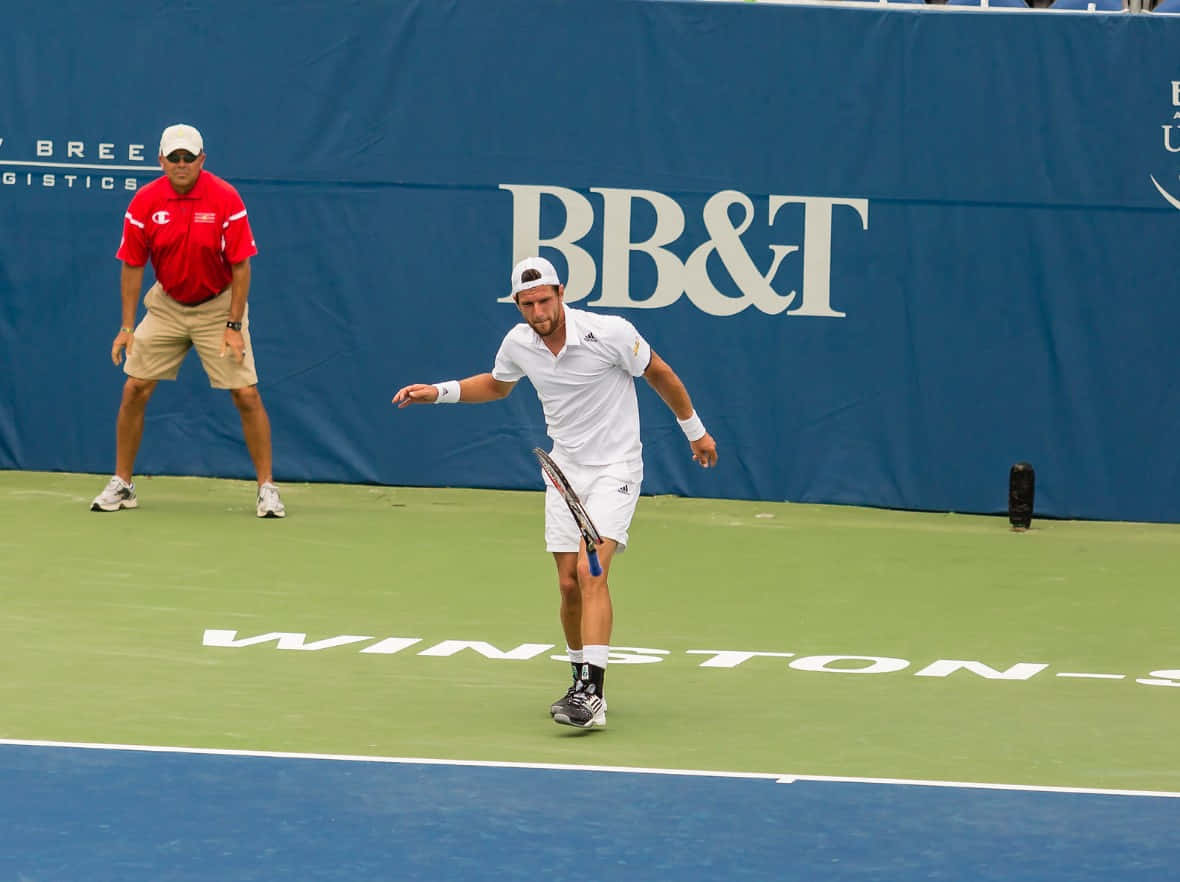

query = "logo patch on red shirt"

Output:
[[151, 210, 170, 225], [194, 212, 217, 224]]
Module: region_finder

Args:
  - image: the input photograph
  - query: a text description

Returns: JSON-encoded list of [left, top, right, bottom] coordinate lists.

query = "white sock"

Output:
[[584, 644, 609, 669], [566, 647, 584, 664]]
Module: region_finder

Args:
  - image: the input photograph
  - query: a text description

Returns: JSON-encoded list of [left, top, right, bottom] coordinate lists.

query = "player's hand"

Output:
[[111, 328, 134, 366], [690, 433, 718, 469], [220, 328, 246, 363], [392, 383, 440, 407]]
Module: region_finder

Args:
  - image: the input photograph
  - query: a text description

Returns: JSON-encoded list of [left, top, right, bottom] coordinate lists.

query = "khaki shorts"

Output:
[[544, 459, 643, 553], [124, 283, 259, 389]]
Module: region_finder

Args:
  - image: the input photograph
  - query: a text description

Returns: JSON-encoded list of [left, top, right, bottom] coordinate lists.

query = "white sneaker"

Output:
[[91, 476, 138, 512], [257, 482, 286, 518]]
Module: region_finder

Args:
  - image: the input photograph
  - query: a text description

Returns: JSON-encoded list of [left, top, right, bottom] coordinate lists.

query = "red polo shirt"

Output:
[[116, 170, 258, 305]]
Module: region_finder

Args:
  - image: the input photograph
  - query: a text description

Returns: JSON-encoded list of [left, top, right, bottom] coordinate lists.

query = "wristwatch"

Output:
[[226, 321, 243, 332]]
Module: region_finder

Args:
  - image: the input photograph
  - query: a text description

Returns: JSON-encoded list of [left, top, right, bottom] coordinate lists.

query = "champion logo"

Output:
[[151, 210, 170, 225], [583, 332, 598, 342], [617, 483, 630, 495]]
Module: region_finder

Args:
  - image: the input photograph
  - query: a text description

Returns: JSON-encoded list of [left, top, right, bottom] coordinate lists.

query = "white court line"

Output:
[[2, 738, 1178, 799], [779, 773, 1180, 799], [0, 738, 780, 781]]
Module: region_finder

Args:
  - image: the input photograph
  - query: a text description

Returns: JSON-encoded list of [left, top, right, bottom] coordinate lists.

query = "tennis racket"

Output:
[[533, 447, 604, 576]]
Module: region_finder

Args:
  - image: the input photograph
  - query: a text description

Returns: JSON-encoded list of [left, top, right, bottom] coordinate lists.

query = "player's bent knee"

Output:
[[229, 385, 262, 409], [576, 562, 609, 587], [122, 378, 156, 403]]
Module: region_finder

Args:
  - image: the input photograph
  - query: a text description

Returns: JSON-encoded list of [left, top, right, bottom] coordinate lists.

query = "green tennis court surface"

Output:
[[2, 471, 1178, 792]]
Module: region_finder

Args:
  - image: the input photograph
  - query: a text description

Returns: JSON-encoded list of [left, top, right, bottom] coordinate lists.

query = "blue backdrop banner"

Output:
[[2, 0, 1178, 522]]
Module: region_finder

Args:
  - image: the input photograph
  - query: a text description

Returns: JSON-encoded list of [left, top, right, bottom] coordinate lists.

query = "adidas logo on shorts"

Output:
[[617, 483, 630, 495]]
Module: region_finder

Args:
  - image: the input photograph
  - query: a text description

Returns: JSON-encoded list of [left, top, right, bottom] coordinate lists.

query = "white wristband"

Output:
[[433, 380, 461, 403], [677, 410, 707, 442]]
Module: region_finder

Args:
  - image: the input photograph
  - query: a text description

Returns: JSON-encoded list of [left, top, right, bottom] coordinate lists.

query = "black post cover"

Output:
[[1008, 462, 1035, 530]]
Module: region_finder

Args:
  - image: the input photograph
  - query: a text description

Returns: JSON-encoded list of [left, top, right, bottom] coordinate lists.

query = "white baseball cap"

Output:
[[510, 256, 561, 295], [159, 124, 204, 157]]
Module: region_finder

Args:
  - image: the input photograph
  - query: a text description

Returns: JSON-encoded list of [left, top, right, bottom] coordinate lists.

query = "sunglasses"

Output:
[[165, 151, 200, 164]]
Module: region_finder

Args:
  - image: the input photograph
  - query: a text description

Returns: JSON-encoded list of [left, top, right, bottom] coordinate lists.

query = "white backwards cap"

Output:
[[510, 256, 561, 295]]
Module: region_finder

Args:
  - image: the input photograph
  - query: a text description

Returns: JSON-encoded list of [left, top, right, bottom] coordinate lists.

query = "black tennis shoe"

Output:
[[550, 683, 578, 717], [553, 691, 606, 729], [551, 686, 607, 717]]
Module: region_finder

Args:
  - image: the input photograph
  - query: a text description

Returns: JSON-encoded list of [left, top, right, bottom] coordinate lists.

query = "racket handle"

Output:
[[587, 548, 603, 577]]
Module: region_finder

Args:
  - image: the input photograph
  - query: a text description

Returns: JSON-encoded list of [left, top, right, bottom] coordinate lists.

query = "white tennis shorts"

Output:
[[544, 459, 642, 554]]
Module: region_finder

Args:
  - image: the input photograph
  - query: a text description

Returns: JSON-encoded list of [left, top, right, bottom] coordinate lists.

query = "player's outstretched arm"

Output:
[[643, 352, 718, 469], [393, 373, 515, 408]]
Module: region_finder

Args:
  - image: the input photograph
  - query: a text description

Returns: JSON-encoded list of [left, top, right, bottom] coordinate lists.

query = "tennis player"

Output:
[[393, 256, 717, 729]]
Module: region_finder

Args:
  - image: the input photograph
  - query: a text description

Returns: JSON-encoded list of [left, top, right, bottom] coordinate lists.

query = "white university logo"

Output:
[[499, 185, 869, 317], [1149, 80, 1180, 210]]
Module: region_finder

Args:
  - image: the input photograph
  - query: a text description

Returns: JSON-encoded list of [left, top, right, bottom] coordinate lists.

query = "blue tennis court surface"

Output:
[[1, 741, 1176, 881]]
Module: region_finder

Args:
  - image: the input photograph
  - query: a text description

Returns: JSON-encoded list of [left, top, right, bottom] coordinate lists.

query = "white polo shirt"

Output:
[[493, 305, 652, 470]]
